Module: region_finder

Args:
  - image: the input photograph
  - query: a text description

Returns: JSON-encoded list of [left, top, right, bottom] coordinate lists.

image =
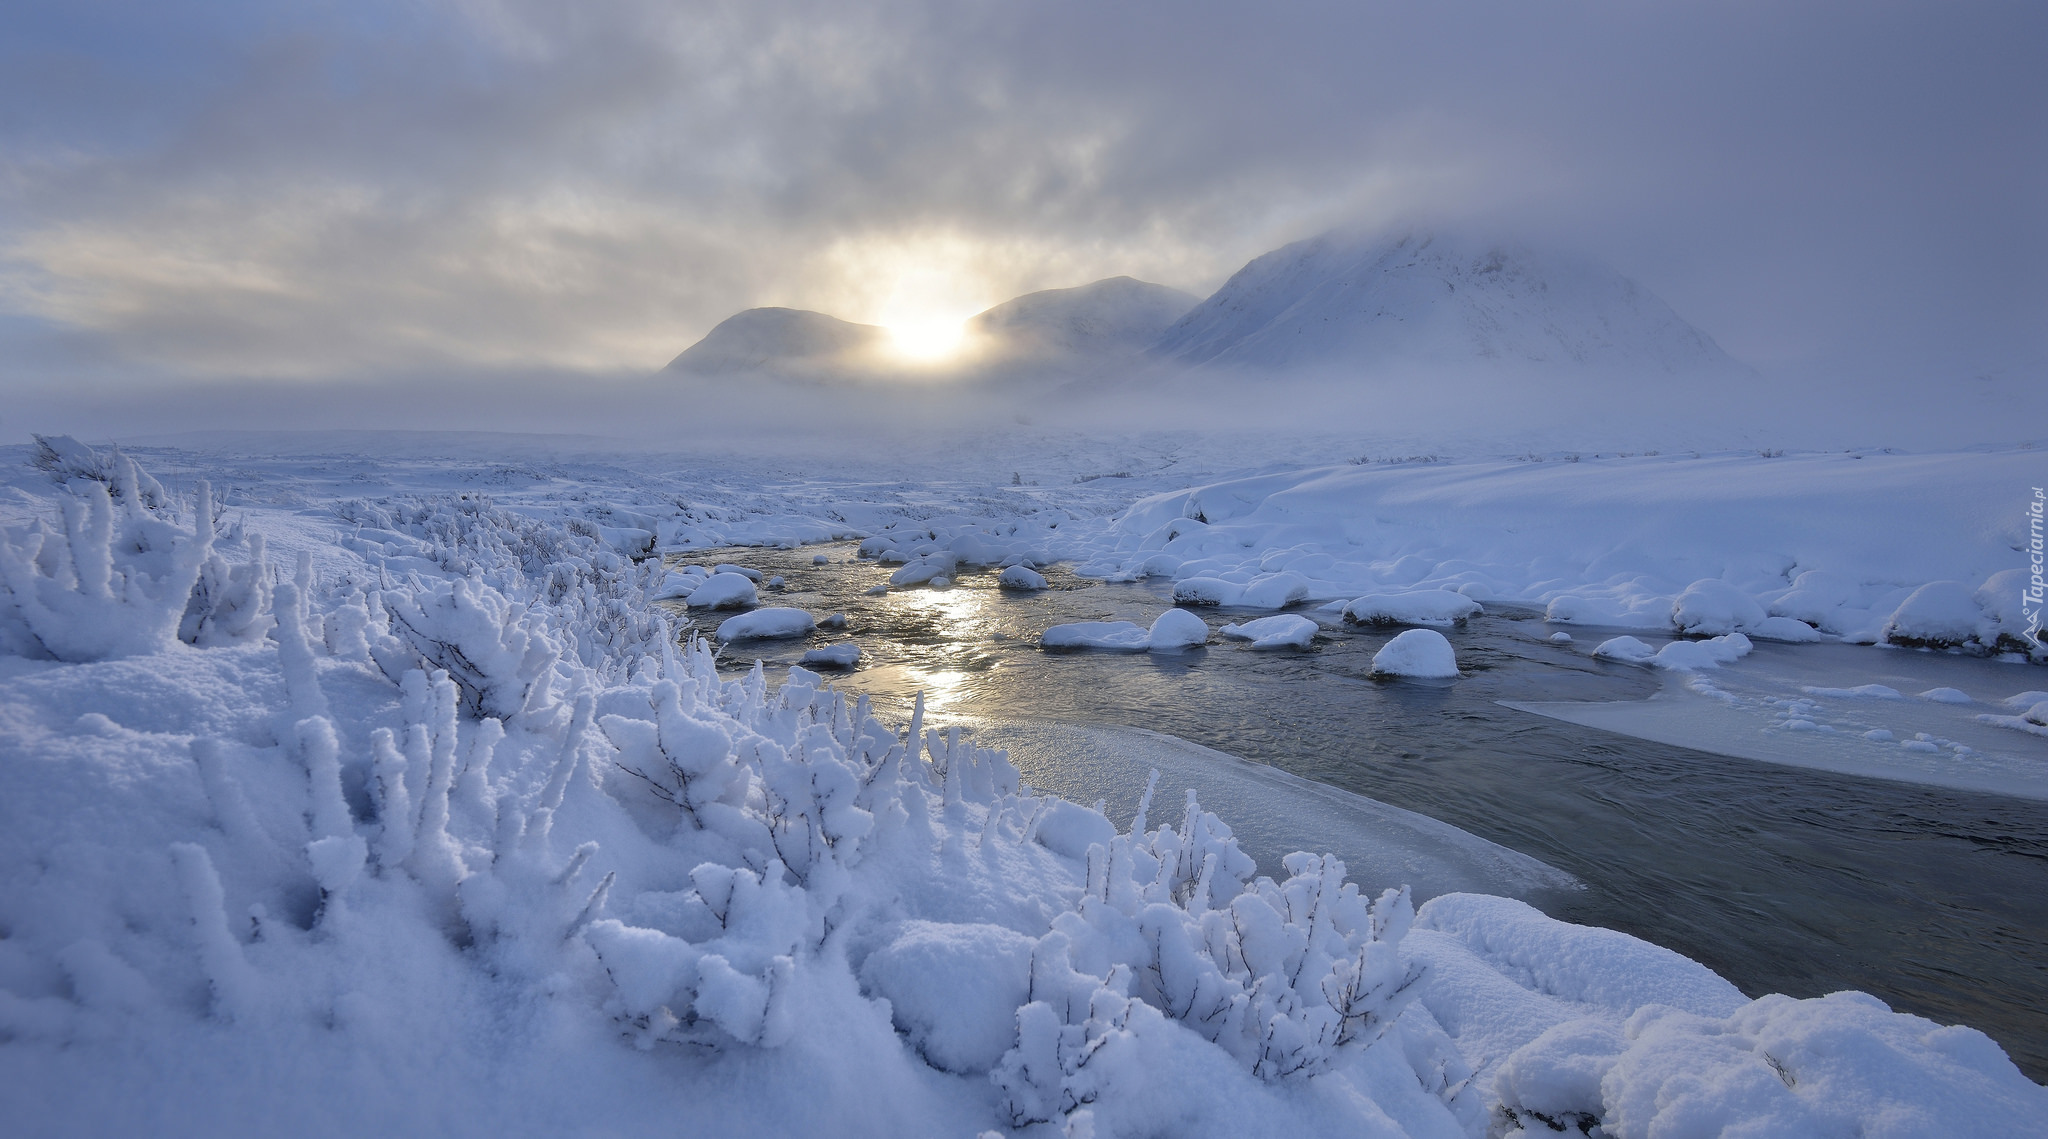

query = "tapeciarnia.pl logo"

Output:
[[2025, 486, 2045, 647]]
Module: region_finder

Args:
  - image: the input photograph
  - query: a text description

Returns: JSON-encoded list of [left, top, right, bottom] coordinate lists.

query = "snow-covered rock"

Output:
[[686, 571, 758, 610], [714, 607, 814, 641], [1882, 581, 1983, 648], [1671, 578, 1765, 636], [1146, 608, 1209, 652], [1594, 632, 1753, 671], [1343, 590, 1482, 628], [997, 565, 1049, 591], [800, 642, 861, 668], [1218, 614, 1319, 650], [890, 552, 959, 588], [1370, 629, 1458, 678]]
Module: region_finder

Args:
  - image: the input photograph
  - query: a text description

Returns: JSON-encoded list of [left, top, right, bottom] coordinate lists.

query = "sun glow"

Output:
[[887, 317, 969, 362]]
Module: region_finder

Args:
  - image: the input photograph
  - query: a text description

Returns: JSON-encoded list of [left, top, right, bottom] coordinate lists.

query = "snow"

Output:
[[0, 436, 2041, 1138], [1594, 632, 1753, 671], [997, 565, 1048, 591], [1370, 629, 1459, 678], [1920, 686, 1972, 704], [1219, 613, 1320, 650], [800, 642, 863, 668], [1145, 608, 1209, 652], [1883, 580, 1985, 648], [714, 607, 815, 641], [1344, 590, 1482, 628], [1150, 230, 1741, 376], [1671, 578, 1765, 635], [686, 571, 758, 610], [1040, 609, 1210, 653], [1041, 620, 1151, 651]]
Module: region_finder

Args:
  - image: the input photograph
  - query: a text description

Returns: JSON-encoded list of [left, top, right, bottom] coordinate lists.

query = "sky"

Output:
[[0, 0, 2042, 420]]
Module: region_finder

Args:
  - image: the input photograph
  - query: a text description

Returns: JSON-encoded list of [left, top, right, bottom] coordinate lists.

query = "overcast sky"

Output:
[[2, 0, 2042, 391]]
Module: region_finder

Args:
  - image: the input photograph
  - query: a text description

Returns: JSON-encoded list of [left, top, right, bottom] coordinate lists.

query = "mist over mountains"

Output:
[[663, 230, 1747, 390]]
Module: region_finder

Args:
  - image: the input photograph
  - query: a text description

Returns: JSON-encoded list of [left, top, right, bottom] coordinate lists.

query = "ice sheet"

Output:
[[1503, 639, 2048, 800]]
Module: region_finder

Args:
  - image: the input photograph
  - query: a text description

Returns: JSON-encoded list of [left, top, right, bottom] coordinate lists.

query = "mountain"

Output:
[[664, 308, 886, 377], [663, 278, 1196, 384], [969, 276, 1197, 365], [1150, 231, 1741, 375]]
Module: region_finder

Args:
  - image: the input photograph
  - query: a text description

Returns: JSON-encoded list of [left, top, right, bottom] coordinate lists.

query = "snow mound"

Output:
[[1039, 610, 1210, 653], [715, 607, 815, 641], [1882, 581, 1982, 648], [997, 565, 1048, 591], [1344, 590, 1482, 628], [889, 551, 959, 588], [800, 642, 861, 668], [1497, 991, 2047, 1138], [1671, 578, 1766, 636], [1146, 608, 1209, 652], [1748, 615, 1822, 642], [1174, 571, 1311, 610], [1370, 629, 1458, 678], [1219, 614, 1319, 650], [686, 571, 758, 610], [1594, 633, 1753, 671], [861, 921, 1036, 1074], [653, 568, 706, 600], [1919, 687, 1972, 704]]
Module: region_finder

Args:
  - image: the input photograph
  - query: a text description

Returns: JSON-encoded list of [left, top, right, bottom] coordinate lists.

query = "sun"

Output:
[[887, 317, 968, 362]]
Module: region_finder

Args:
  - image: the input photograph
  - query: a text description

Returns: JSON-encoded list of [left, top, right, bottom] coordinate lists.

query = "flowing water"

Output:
[[671, 543, 2048, 1080]]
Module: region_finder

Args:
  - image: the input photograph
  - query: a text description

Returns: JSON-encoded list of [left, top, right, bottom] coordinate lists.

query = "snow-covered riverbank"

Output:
[[2, 434, 2042, 1136]]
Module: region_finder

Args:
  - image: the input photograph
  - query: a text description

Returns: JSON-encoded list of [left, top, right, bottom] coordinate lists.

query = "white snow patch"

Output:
[[1370, 629, 1458, 678]]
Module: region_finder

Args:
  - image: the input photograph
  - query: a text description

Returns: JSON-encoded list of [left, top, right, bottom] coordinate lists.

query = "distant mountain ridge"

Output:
[[1152, 231, 1739, 375], [663, 230, 1743, 384], [665, 308, 886, 376], [970, 276, 1198, 363]]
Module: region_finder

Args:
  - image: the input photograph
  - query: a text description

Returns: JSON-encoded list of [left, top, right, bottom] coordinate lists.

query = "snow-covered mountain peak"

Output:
[[1151, 229, 1742, 375]]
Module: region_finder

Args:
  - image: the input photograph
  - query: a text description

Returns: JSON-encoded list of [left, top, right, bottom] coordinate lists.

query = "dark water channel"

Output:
[[671, 542, 2048, 1081]]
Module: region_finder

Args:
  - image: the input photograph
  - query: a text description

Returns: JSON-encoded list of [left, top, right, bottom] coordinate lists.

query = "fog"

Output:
[[2, 0, 2041, 444]]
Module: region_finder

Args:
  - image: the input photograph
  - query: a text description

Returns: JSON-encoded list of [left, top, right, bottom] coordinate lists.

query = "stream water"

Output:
[[669, 542, 2048, 1081]]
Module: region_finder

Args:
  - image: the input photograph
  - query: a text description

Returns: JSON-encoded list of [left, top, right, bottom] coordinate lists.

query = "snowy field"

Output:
[[2, 431, 2044, 1137]]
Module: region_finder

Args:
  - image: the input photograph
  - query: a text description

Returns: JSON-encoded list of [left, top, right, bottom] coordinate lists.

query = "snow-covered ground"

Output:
[[1, 432, 2043, 1136]]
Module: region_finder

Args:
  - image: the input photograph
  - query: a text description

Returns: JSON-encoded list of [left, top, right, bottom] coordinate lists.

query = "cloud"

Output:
[[0, 0, 2041, 383]]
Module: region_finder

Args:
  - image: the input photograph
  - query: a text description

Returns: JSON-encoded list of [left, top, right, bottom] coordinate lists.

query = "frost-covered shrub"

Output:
[[376, 576, 564, 724], [30, 434, 171, 513], [179, 532, 275, 647], [0, 477, 215, 660], [993, 783, 1425, 1128], [339, 492, 668, 680]]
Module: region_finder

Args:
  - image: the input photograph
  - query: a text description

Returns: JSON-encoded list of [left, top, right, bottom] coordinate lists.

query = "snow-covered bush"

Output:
[[993, 780, 1425, 1129], [375, 576, 565, 724], [0, 474, 214, 660]]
